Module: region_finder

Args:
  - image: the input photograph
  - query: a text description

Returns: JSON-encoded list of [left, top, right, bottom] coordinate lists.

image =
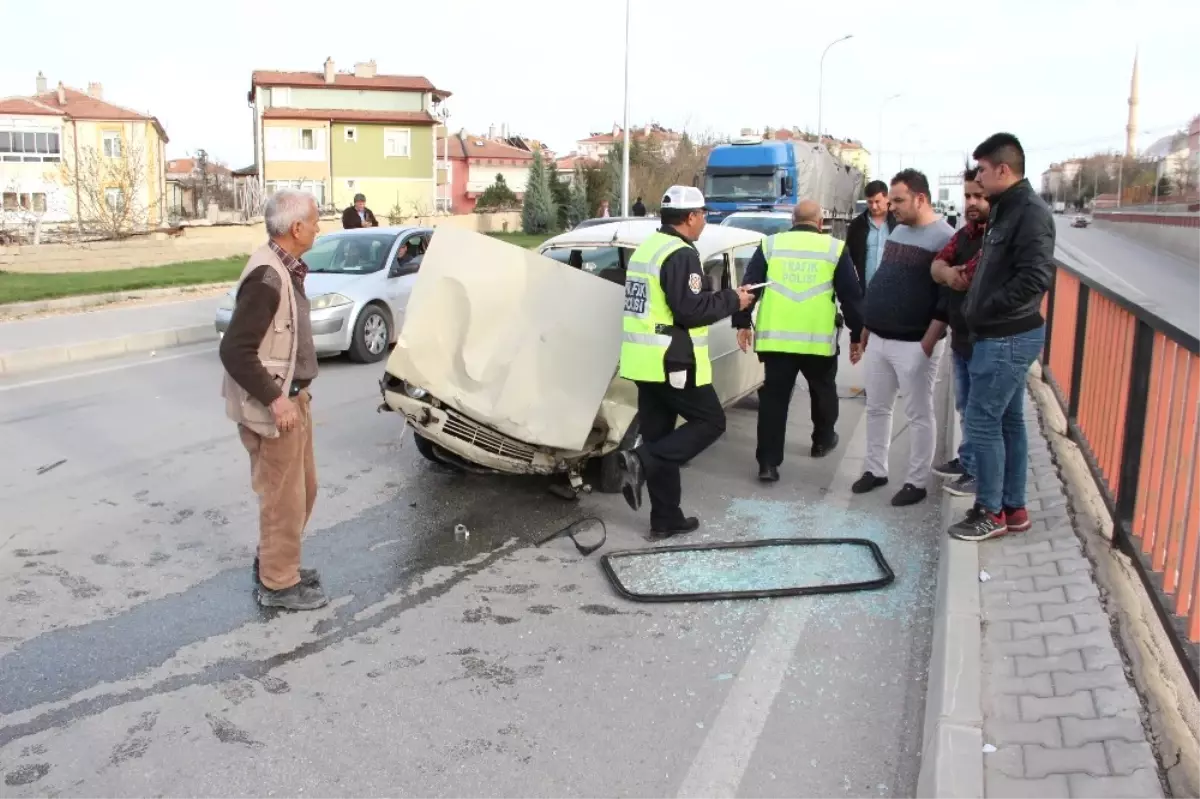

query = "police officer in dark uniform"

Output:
[[616, 186, 753, 536]]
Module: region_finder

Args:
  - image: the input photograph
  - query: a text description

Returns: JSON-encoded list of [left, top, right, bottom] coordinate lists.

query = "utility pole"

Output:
[[817, 34, 853, 142], [620, 0, 631, 217]]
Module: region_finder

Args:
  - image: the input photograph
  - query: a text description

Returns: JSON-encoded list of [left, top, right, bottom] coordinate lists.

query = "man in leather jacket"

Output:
[[948, 133, 1055, 543]]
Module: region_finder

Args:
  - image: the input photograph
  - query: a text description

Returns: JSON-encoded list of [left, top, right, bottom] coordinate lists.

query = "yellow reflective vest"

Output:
[[619, 231, 712, 385], [755, 230, 842, 356]]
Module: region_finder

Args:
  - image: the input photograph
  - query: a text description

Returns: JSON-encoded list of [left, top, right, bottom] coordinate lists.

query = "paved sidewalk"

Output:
[[977, 393, 1164, 798]]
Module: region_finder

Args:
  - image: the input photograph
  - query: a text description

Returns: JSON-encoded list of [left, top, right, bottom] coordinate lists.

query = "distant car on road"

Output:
[[1072, 215, 1090, 228], [214, 226, 432, 363], [719, 210, 793, 236]]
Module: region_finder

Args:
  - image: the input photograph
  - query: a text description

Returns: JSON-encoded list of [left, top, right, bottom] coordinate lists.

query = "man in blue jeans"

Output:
[[931, 169, 990, 496], [949, 133, 1055, 541]]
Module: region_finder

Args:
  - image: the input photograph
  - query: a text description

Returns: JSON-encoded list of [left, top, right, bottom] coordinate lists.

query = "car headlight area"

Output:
[[309, 293, 353, 311]]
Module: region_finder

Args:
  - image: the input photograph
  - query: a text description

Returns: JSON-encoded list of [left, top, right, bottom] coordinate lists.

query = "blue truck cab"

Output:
[[703, 139, 798, 224]]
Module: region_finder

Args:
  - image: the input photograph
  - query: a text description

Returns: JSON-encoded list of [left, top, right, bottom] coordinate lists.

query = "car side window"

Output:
[[732, 244, 757, 283], [703, 253, 730, 292]]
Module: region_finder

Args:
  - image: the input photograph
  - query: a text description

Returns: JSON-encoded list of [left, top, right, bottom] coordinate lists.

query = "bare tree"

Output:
[[58, 142, 157, 239]]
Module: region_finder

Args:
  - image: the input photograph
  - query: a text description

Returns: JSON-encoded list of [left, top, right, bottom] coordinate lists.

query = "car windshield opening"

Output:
[[304, 233, 397, 274], [725, 216, 791, 235], [705, 173, 776, 201], [541, 245, 634, 283]]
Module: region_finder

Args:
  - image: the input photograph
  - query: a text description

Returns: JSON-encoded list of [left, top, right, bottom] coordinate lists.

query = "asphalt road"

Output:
[[1054, 216, 1199, 340], [0, 343, 939, 797]]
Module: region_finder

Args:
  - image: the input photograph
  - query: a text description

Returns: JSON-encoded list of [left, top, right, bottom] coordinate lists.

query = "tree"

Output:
[[521, 149, 556, 234], [546, 160, 571, 230], [475, 174, 518, 211], [1156, 174, 1173, 199], [58, 141, 156, 239], [581, 161, 613, 218], [567, 168, 589, 227]]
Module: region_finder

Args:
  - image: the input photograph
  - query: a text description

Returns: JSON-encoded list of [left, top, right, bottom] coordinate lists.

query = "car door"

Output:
[[383, 231, 427, 334], [721, 244, 765, 404], [702, 251, 743, 405]]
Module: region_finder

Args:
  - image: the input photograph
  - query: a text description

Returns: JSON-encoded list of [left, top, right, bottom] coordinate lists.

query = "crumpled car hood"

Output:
[[386, 227, 624, 452]]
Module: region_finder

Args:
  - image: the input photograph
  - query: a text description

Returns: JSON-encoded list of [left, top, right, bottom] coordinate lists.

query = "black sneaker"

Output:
[[253, 556, 320, 588], [852, 472, 889, 494], [257, 582, 330, 611], [650, 517, 700, 538], [811, 433, 840, 458], [891, 483, 928, 506], [932, 458, 966, 479], [949, 504, 1009, 541], [619, 450, 646, 511], [758, 464, 780, 482], [944, 474, 977, 497]]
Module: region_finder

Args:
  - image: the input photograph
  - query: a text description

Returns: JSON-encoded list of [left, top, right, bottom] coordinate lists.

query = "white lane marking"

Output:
[[675, 409, 868, 799], [0, 346, 217, 394]]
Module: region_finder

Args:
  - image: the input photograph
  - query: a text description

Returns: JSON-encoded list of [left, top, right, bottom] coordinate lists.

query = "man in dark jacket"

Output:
[[616, 185, 753, 537], [930, 168, 989, 498], [949, 133, 1055, 542], [341, 193, 378, 229], [632, 196, 647, 217], [846, 180, 897, 290]]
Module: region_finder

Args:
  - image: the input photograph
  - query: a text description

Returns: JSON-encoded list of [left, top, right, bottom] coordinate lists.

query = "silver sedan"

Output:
[[215, 226, 432, 363]]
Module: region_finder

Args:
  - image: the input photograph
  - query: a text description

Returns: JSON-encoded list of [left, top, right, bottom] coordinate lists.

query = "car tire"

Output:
[[596, 418, 641, 494], [348, 304, 392, 363], [413, 431, 443, 464]]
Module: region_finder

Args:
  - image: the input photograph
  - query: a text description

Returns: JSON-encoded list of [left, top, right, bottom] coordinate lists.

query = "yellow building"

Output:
[[248, 59, 450, 217], [0, 74, 167, 233]]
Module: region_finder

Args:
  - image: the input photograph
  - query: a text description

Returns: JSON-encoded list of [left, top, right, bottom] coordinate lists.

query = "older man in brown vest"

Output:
[[220, 189, 327, 611]]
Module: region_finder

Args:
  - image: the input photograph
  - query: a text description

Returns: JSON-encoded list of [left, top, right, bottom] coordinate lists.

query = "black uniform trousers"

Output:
[[633, 374, 726, 527], [755, 351, 839, 467]]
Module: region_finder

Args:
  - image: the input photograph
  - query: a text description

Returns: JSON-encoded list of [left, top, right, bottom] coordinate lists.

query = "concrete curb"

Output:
[[0, 324, 217, 376], [916, 364, 985, 799], [0, 282, 234, 321]]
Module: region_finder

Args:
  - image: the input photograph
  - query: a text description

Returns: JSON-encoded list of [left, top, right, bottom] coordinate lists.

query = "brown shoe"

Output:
[[257, 582, 329, 611]]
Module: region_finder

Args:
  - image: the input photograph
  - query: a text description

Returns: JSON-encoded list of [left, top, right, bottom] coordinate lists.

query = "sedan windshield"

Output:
[[304, 233, 398, 274], [724, 216, 791, 235]]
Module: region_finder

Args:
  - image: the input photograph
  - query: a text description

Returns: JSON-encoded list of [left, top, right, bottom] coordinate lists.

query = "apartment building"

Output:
[[248, 59, 450, 216], [0, 73, 167, 229]]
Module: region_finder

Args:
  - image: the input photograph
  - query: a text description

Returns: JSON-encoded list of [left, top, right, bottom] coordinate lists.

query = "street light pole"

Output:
[[877, 93, 901, 177], [621, 0, 631, 217], [817, 34, 853, 142]]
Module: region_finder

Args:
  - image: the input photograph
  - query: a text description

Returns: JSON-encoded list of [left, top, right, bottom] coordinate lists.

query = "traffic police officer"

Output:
[[733, 200, 865, 482], [617, 186, 753, 536]]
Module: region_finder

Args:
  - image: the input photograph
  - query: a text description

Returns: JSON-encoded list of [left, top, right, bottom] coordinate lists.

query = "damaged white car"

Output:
[[379, 222, 767, 495]]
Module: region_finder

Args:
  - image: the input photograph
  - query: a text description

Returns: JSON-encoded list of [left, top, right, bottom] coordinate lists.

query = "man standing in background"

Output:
[[341, 193, 377, 229], [931, 168, 990, 498], [734, 201, 865, 481], [846, 180, 897, 291], [949, 133, 1055, 541], [221, 189, 328, 611], [853, 170, 955, 506]]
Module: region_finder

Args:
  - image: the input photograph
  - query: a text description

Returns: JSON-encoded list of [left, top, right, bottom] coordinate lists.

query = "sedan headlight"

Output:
[[218, 294, 235, 311], [309, 293, 353, 311], [404, 382, 428, 400]]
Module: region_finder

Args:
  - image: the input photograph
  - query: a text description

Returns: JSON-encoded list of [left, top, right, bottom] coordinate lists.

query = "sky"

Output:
[[4, 0, 1198, 195]]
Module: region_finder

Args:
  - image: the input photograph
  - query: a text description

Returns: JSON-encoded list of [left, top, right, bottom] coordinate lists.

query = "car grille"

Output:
[[441, 410, 537, 464]]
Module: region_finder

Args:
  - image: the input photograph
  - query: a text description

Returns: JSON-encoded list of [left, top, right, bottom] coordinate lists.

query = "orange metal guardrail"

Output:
[[1042, 258, 1199, 689]]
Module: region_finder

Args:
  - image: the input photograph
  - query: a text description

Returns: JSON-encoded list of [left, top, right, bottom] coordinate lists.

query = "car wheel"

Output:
[[413, 431, 444, 464], [348, 304, 391, 363], [596, 418, 641, 494]]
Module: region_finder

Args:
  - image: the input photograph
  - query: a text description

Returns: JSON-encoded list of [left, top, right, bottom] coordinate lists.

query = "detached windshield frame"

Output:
[[304, 232, 399, 275]]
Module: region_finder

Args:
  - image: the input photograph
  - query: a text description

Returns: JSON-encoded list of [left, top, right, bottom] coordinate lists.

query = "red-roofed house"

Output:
[[165, 158, 234, 219], [438, 132, 538, 213], [1, 72, 168, 230], [577, 123, 683, 161], [248, 59, 451, 215]]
